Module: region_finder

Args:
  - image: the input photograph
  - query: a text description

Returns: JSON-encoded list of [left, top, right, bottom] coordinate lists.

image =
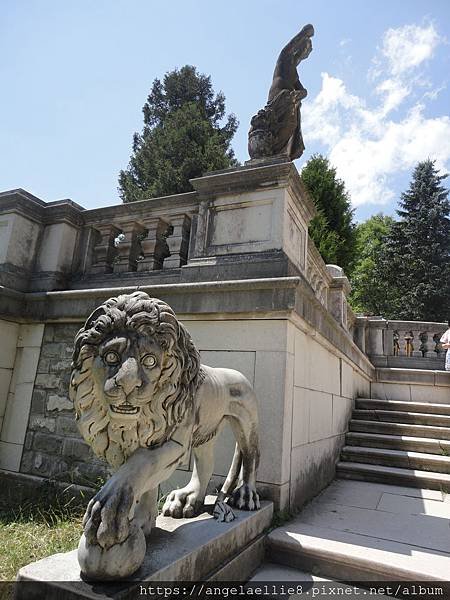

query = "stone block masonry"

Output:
[[20, 323, 109, 488]]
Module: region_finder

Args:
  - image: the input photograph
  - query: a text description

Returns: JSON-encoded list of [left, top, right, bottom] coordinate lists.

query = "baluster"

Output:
[[113, 220, 146, 273], [411, 329, 422, 357], [422, 331, 434, 358], [138, 218, 174, 271], [392, 330, 400, 356], [163, 215, 191, 269], [404, 330, 413, 357], [89, 224, 121, 274]]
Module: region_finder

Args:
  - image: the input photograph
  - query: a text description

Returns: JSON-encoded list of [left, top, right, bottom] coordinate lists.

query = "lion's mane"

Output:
[[69, 292, 201, 469]]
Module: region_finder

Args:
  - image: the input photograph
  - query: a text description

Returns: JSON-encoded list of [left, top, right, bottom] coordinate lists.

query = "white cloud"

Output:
[[382, 23, 441, 76], [302, 23, 449, 208]]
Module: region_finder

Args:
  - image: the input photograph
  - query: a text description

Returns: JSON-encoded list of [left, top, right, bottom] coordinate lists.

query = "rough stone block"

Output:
[[47, 394, 73, 412], [33, 432, 63, 455], [43, 325, 54, 343], [40, 343, 66, 359], [28, 416, 56, 433], [72, 460, 108, 486], [36, 357, 51, 374], [48, 359, 72, 374], [30, 389, 46, 414], [34, 373, 60, 389], [20, 451, 68, 479], [53, 325, 78, 342], [63, 438, 91, 462], [56, 416, 79, 437], [24, 431, 34, 450]]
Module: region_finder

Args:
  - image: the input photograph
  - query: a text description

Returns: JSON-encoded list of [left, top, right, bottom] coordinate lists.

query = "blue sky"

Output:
[[1, 0, 449, 221]]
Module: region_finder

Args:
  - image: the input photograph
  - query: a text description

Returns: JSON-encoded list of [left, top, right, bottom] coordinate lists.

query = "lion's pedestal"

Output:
[[15, 498, 273, 600]]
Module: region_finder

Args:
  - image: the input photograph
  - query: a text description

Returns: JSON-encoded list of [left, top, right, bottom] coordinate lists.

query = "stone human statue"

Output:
[[248, 24, 314, 161], [69, 291, 260, 580]]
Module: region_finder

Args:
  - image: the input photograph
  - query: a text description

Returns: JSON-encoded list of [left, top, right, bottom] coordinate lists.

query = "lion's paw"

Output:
[[162, 488, 202, 519], [229, 484, 260, 511]]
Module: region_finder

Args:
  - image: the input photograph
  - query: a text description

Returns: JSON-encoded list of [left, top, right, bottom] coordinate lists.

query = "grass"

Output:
[[0, 490, 84, 584]]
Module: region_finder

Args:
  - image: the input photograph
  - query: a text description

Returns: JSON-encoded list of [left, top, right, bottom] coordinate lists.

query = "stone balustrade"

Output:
[[0, 163, 358, 339], [354, 316, 447, 369]]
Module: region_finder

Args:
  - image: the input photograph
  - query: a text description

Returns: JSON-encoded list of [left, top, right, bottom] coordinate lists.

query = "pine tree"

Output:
[[376, 160, 450, 321], [119, 65, 238, 202], [301, 154, 357, 274]]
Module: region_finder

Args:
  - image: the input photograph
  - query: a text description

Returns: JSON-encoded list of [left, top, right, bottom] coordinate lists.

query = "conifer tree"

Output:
[[119, 66, 238, 202], [376, 160, 450, 321]]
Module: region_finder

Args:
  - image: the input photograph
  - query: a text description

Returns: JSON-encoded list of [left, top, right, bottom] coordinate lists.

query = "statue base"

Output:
[[244, 154, 290, 167], [14, 498, 273, 600]]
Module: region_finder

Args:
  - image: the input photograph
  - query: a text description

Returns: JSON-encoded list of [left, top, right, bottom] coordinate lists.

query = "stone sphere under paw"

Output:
[[78, 525, 146, 581]]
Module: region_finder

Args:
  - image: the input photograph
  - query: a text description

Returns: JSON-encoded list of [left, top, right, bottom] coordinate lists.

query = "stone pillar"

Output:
[[354, 317, 368, 353], [326, 265, 351, 329], [164, 215, 191, 269], [367, 318, 387, 357]]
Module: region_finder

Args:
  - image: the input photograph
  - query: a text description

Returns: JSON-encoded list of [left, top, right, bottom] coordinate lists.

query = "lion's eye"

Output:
[[104, 351, 120, 366], [142, 354, 157, 368]]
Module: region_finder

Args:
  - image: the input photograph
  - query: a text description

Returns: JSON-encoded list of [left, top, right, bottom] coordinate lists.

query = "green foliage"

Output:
[[375, 160, 450, 322], [119, 65, 238, 202], [301, 154, 357, 274], [350, 214, 394, 315]]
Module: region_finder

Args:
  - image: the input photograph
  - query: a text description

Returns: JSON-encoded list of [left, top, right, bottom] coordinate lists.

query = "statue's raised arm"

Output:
[[248, 24, 314, 161]]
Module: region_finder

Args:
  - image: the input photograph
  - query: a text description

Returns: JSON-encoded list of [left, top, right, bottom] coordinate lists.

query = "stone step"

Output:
[[346, 431, 450, 455], [350, 419, 450, 440], [353, 409, 450, 427], [336, 461, 450, 490], [356, 398, 450, 416], [341, 446, 450, 474], [249, 562, 391, 597], [266, 519, 450, 581]]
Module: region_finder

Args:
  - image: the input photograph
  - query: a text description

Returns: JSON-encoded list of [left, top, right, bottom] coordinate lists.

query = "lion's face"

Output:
[[90, 330, 165, 422], [69, 292, 201, 469]]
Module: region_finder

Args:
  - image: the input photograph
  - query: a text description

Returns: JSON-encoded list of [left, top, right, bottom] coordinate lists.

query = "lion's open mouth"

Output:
[[110, 403, 140, 415]]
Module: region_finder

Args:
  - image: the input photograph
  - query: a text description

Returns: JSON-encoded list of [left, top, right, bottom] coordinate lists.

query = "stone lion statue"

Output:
[[69, 291, 260, 580]]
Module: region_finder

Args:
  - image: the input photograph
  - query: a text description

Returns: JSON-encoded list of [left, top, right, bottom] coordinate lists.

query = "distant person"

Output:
[[441, 321, 450, 371]]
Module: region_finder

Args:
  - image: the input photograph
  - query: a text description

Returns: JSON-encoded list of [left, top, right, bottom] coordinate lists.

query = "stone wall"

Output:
[[0, 161, 377, 512], [19, 324, 109, 488]]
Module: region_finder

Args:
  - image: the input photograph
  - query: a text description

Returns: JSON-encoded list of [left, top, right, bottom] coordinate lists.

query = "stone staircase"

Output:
[[337, 398, 450, 491], [251, 478, 450, 586]]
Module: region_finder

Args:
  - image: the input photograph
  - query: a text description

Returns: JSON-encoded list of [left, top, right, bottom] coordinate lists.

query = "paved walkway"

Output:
[[263, 479, 450, 581]]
